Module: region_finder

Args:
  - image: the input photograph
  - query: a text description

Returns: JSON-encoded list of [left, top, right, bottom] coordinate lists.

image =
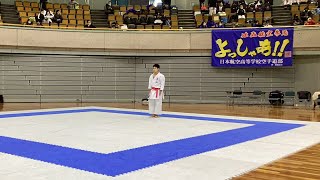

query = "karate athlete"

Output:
[[148, 64, 165, 118]]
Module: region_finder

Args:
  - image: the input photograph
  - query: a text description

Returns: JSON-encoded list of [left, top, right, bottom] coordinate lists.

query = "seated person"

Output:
[[263, 20, 273, 27], [264, 2, 272, 11], [304, 17, 316, 25], [265, 0, 273, 5], [147, 15, 155, 24], [247, 2, 255, 12], [215, 20, 225, 28], [292, 14, 301, 25], [26, 19, 33, 25], [139, 16, 147, 25], [120, 24, 128, 29], [53, 10, 63, 26], [44, 10, 54, 26], [199, 21, 208, 28], [217, 2, 225, 13], [252, 20, 263, 27], [300, 7, 311, 22], [124, 16, 132, 24], [201, 3, 208, 12], [161, 15, 171, 26], [254, 0, 263, 11], [237, 5, 246, 19], [85, 20, 96, 28], [231, 1, 239, 13], [207, 17, 215, 27], [35, 12, 45, 25], [154, 17, 163, 25]]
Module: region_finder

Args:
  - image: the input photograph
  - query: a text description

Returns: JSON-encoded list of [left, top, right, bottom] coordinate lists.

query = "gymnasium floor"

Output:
[[0, 103, 319, 180]]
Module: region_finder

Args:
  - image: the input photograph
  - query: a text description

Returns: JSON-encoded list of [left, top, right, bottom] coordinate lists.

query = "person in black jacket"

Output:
[[40, 0, 47, 10], [84, 20, 96, 28], [35, 12, 44, 25], [53, 10, 63, 26], [208, 0, 217, 7]]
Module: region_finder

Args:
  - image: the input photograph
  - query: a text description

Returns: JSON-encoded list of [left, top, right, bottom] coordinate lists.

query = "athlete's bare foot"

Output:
[[154, 115, 159, 118]]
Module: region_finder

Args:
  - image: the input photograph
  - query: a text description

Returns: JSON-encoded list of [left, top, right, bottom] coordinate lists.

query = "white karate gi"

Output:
[[148, 72, 165, 115]]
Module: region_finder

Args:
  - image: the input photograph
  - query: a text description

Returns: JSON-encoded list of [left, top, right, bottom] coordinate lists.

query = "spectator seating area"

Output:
[[290, 3, 320, 25], [15, 0, 91, 28], [194, 0, 272, 28], [106, 4, 178, 29]]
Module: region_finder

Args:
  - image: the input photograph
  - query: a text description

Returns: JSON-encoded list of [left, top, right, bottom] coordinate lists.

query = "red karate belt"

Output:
[[151, 87, 161, 98]]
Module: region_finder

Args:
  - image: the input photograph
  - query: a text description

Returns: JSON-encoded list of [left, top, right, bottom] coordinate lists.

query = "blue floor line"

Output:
[[0, 123, 303, 176], [0, 107, 306, 176]]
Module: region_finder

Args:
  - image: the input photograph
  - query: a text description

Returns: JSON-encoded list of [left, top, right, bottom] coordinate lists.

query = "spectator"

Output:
[[283, 0, 292, 6], [120, 24, 128, 29], [301, 6, 312, 22], [316, 3, 320, 14], [264, 20, 273, 27], [208, 0, 217, 7], [300, 0, 308, 3], [239, 0, 248, 8], [26, 19, 33, 25], [105, 1, 114, 15], [304, 17, 316, 25], [161, 15, 170, 26], [215, 20, 225, 28], [154, 15, 163, 25], [231, 1, 239, 13], [85, 20, 96, 28], [124, 16, 132, 24], [44, 10, 54, 26], [53, 10, 63, 26], [35, 12, 44, 25], [252, 20, 263, 27], [111, 21, 119, 29], [147, 15, 155, 24], [40, 0, 47, 10], [126, 9, 137, 15], [199, 21, 208, 28], [139, 16, 147, 25], [199, 0, 205, 6], [201, 3, 208, 11], [264, 2, 272, 11], [255, 0, 263, 11], [163, 0, 171, 6], [293, 14, 301, 25], [153, 0, 162, 7], [237, 5, 246, 19], [41, 9, 47, 16], [68, 0, 79, 9], [217, 2, 225, 13], [247, 2, 255, 12], [265, 0, 273, 5], [292, 0, 301, 4], [209, 7, 216, 16], [207, 17, 215, 27]]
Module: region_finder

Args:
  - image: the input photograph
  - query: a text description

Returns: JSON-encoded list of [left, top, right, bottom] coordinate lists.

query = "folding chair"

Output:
[[297, 91, 311, 107], [284, 91, 296, 106]]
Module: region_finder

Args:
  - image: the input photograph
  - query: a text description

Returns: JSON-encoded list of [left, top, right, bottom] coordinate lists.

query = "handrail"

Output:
[[0, 22, 319, 32]]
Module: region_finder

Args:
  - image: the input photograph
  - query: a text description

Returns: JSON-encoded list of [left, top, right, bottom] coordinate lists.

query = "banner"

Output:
[[211, 28, 294, 67]]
